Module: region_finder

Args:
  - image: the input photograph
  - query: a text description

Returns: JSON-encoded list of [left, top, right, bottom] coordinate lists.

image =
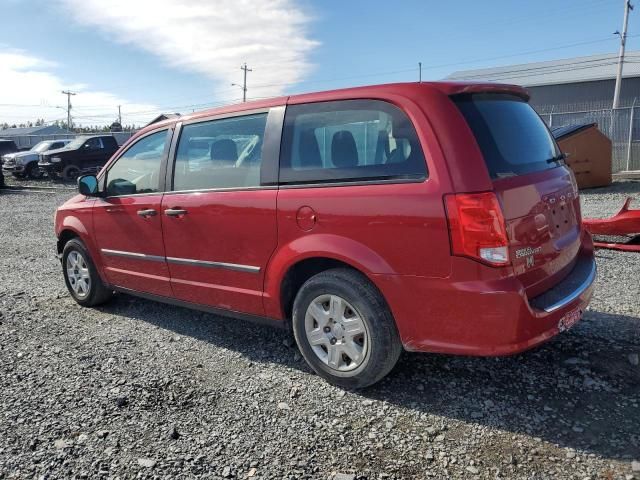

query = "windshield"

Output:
[[453, 94, 560, 179], [31, 141, 53, 153]]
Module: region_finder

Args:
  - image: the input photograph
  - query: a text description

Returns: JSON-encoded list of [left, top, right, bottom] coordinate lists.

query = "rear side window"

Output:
[[173, 113, 267, 191], [453, 94, 560, 179], [280, 100, 427, 184]]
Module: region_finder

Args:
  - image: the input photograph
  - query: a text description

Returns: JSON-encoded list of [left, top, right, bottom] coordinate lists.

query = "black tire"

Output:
[[62, 238, 113, 307], [25, 162, 44, 179], [292, 268, 402, 389], [62, 165, 80, 181]]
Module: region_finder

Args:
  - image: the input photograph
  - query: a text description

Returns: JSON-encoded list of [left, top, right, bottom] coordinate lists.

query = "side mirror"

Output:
[[78, 174, 99, 196]]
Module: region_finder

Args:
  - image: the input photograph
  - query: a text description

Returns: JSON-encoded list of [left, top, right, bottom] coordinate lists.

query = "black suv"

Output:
[[39, 135, 119, 180]]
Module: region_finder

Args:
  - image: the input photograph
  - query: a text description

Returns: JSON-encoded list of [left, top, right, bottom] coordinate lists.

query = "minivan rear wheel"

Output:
[[62, 238, 113, 307], [292, 268, 402, 389]]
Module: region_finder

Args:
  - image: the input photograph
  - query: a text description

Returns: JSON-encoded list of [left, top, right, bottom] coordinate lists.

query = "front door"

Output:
[[79, 137, 108, 173], [93, 129, 173, 296], [160, 112, 277, 316]]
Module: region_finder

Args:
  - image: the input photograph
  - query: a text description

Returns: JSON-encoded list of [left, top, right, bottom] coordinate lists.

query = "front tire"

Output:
[[25, 162, 44, 179], [292, 268, 402, 389], [62, 165, 80, 181], [62, 238, 113, 307]]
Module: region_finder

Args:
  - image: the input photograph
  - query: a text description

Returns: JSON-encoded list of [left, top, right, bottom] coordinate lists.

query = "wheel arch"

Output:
[[263, 234, 395, 321], [56, 228, 79, 255], [55, 215, 106, 282]]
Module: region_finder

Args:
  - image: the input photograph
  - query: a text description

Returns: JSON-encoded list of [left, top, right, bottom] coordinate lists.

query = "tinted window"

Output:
[[173, 113, 267, 191], [106, 130, 167, 196], [280, 100, 427, 184], [103, 137, 118, 149], [453, 94, 560, 179], [85, 138, 102, 150]]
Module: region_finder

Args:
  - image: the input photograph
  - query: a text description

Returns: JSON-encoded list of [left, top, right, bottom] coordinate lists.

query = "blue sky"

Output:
[[0, 0, 637, 126]]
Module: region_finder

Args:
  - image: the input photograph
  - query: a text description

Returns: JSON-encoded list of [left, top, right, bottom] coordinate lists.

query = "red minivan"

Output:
[[55, 82, 596, 388]]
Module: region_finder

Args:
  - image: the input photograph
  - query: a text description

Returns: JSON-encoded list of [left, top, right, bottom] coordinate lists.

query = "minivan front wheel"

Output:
[[292, 268, 402, 389], [62, 238, 113, 307]]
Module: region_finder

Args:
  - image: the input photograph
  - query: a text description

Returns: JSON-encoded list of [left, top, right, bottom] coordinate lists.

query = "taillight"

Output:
[[444, 192, 510, 266]]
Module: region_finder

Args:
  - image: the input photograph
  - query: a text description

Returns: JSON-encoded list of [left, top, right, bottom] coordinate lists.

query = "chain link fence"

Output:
[[537, 102, 640, 173]]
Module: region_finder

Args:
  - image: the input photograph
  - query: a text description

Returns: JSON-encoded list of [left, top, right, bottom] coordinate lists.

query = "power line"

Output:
[[461, 61, 622, 82]]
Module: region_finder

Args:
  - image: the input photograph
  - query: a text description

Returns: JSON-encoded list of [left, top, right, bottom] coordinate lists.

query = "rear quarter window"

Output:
[[279, 99, 427, 184], [453, 94, 561, 179]]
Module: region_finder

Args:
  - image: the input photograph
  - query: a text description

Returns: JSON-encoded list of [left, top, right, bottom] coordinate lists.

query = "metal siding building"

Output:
[[446, 52, 640, 111], [0, 125, 73, 137], [0, 125, 74, 148]]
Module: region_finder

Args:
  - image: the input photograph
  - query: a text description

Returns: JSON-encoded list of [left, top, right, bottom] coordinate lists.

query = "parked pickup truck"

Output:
[[39, 135, 119, 181], [2, 139, 71, 179]]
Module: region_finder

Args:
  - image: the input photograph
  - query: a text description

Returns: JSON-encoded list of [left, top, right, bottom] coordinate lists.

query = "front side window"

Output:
[[280, 100, 427, 184], [173, 113, 268, 191], [85, 138, 103, 150], [106, 130, 167, 196]]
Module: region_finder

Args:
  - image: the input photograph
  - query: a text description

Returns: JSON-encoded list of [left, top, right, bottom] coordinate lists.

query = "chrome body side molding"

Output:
[[100, 249, 260, 273]]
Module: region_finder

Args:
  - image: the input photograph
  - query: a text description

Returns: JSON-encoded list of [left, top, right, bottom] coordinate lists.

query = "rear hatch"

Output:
[[453, 93, 582, 298]]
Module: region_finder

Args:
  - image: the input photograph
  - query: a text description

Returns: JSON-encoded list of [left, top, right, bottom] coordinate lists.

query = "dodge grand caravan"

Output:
[[54, 82, 596, 388]]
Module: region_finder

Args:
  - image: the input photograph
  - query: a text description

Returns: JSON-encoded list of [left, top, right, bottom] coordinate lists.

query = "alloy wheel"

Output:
[[66, 250, 91, 299]]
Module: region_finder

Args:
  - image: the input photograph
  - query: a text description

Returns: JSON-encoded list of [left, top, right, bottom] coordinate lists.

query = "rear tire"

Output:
[[62, 238, 113, 307], [292, 268, 402, 389]]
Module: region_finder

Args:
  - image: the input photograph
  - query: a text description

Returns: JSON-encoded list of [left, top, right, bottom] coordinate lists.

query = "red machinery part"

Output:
[[583, 197, 640, 252]]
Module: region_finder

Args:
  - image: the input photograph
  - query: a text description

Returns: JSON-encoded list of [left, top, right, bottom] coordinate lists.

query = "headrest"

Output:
[[331, 130, 358, 168], [210, 139, 238, 164], [298, 129, 322, 168]]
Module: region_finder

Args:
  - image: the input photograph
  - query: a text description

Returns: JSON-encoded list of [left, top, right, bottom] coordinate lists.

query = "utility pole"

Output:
[[118, 105, 122, 124], [613, 0, 633, 109], [232, 63, 252, 102], [418, 62, 422, 82], [61, 90, 76, 131]]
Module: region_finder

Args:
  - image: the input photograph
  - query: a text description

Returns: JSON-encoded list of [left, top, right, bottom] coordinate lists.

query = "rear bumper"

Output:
[[374, 251, 596, 356]]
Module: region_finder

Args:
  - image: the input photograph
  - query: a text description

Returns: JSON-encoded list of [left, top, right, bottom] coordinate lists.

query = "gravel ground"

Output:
[[0, 179, 639, 480]]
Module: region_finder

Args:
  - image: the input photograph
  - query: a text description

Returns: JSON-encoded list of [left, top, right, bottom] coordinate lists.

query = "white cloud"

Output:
[[0, 50, 160, 127], [58, 0, 319, 99]]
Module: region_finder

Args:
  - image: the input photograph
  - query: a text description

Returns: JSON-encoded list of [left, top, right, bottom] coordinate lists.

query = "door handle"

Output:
[[137, 208, 157, 218], [164, 208, 188, 217]]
